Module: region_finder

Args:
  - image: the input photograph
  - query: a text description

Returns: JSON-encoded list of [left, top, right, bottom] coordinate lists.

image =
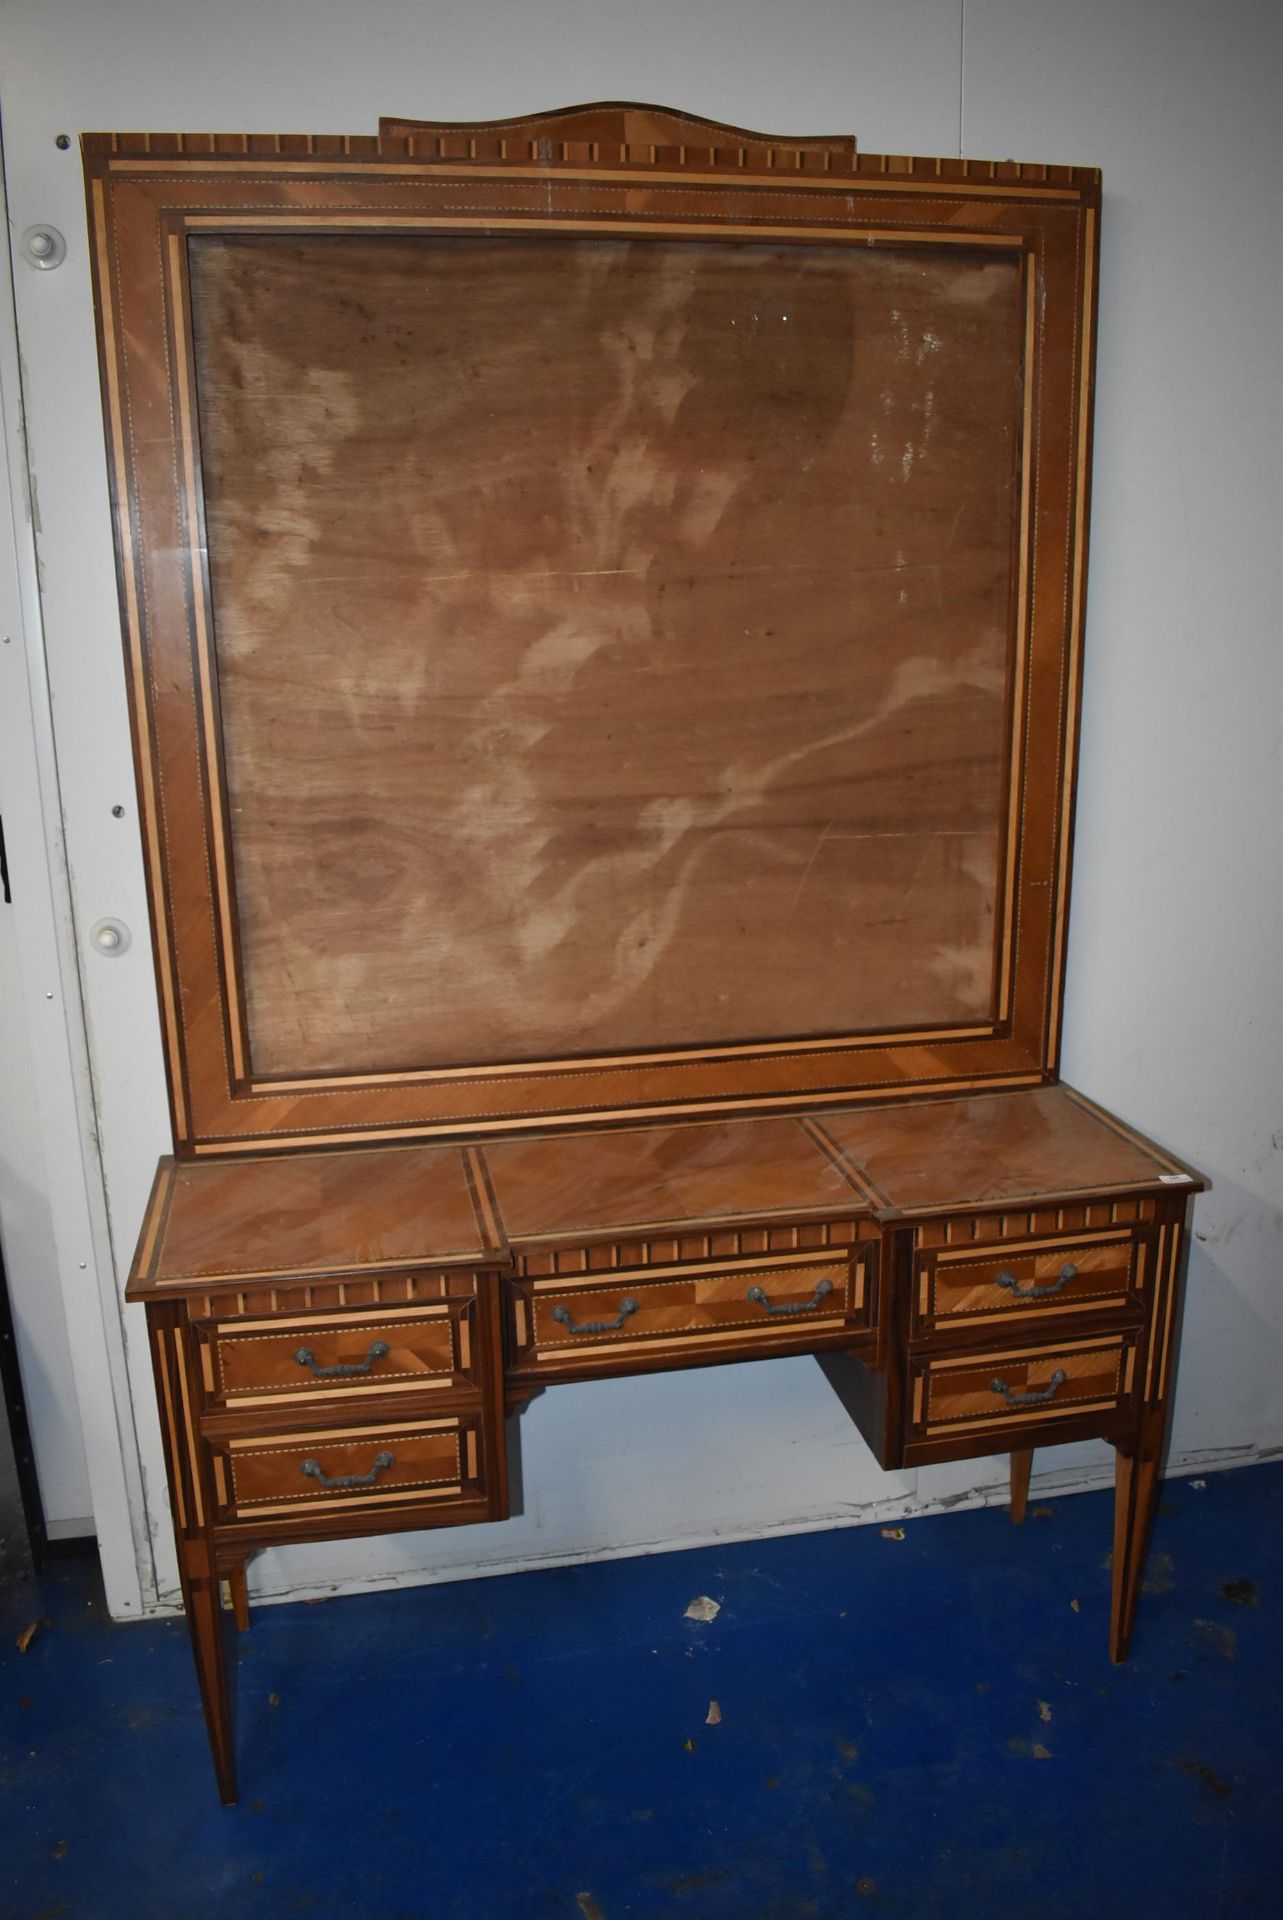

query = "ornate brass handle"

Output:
[[994, 1263, 1078, 1301], [989, 1369, 1068, 1409], [746, 1277, 834, 1316], [293, 1339, 390, 1378], [551, 1297, 639, 1335], [300, 1450, 395, 1490]]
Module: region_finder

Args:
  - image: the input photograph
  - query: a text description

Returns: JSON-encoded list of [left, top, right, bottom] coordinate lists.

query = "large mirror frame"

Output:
[[84, 104, 1100, 1155]]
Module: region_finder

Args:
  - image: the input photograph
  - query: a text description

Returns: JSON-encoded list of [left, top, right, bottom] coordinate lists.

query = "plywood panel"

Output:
[[189, 233, 1023, 1077]]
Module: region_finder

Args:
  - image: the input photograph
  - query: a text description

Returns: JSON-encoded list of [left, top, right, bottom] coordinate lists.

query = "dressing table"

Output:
[[81, 103, 1202, 1801]]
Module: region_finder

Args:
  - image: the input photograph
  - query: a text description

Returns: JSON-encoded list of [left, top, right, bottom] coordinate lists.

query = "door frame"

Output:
[[0, 141, 150, 1616]]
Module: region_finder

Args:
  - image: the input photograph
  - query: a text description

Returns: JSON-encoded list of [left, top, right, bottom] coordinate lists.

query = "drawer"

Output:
[[207, 1411, 494, 1525], [197, 1302, 476, 1408], [509, 1249, 869, 1376], [909, 1333, 1138, 1443], [913, 1230, 1144, 1341]]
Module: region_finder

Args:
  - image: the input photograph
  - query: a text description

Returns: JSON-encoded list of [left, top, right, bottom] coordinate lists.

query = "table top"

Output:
[[128, 1083, 1201, 1293]]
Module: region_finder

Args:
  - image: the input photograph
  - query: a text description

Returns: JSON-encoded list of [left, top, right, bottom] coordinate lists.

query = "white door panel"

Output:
[[0, 0, 966, 1615], [9, 1, 1271, 1622]]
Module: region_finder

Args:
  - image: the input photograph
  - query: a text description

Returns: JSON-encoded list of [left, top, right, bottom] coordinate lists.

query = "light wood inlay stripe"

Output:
[[105, 155, 1094, 201], [528, 1249, 850, 1291], [929, 1398, 1118, 1440], [1155, 1226, 1181, 1404], [152, 1252, 478, 1286], [221, 1378, 454, 1410], [463, 1146, 505, 1252], [241, 1483, 464, 1520], [1146, 1224, 1169, 1400], [928, 1333, 1123, 1371], [1047, 205, 1097, 1060], [226, 1416, 455, 1451], [182, 213, 1024, 253], [153, 1330, 186, 1530], [134, 1167, 174, 1283], [172, 1329, 203, 1526], [525, 1320, 851, 1365], [185, 1075, 1044, 1153], [933, 1228, 1131, 1266], [213, 1303, 452, 1337], [166, 231, 247, 1082], [997, 261, 1039, 1024]]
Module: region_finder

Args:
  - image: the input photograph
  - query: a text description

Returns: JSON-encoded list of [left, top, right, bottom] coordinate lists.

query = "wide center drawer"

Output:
[[206, 1411, 495, 1526], [509, 1249, 869, 1377], [913, 1230, 1145, 1341], [197, 1301, 477, 1408]]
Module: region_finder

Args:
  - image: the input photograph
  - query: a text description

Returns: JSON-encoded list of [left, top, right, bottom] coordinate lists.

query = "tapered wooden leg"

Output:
[[1110, 1419, 1163, 1664], [146, 1303, 238, 1803], [180, 1547, 238, 1804], [227, 1563, 251, 1633], [1009, 1448, 1034, 1526]]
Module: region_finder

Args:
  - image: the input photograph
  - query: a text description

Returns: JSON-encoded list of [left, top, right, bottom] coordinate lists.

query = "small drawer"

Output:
[[207, 1412, 492, 1524], [198, 1302, 475, 1408], [909, 1333, 1138, 1442], [510, 1249, 869, 1377], [914, 1231, 1144, 1341]]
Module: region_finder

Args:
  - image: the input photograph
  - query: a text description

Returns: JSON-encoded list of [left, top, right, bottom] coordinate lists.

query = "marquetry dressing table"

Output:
[[84, 104, 1202, 1801], [129, 1085, 1199, 1802]]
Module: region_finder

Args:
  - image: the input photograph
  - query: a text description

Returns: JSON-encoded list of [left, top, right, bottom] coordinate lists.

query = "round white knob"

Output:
[[89, 917, 131, 956], [21, 225, 67, 270]]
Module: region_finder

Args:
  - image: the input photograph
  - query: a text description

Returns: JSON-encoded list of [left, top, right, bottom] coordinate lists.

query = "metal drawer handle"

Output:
[[994, 1263, 1079, 1301], [989, 1369, 1068, 1409], [300, 1449, 395, 1490], [551, 1297, 639, 1335], [293, 1339, 390, 1378], [747, 1277, 834, 1316]]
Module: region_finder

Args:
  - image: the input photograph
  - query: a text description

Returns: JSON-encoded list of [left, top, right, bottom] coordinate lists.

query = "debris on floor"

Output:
[[684, 1595, 721, 1622]]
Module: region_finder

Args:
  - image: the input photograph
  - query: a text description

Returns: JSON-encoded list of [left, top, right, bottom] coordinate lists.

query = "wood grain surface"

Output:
[[190, 232, 1023, 1075]]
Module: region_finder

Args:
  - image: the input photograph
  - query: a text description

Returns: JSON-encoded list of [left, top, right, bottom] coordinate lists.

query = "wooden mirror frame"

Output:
[[83, 104, 1100, 1156]]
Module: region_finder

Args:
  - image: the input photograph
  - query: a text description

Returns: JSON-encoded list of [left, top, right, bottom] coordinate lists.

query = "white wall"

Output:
[[0, 0, 1277, 1617]]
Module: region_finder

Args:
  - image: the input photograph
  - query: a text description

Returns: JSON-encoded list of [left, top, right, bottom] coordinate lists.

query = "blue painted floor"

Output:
[[3, 1462, 1282, 1920]]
